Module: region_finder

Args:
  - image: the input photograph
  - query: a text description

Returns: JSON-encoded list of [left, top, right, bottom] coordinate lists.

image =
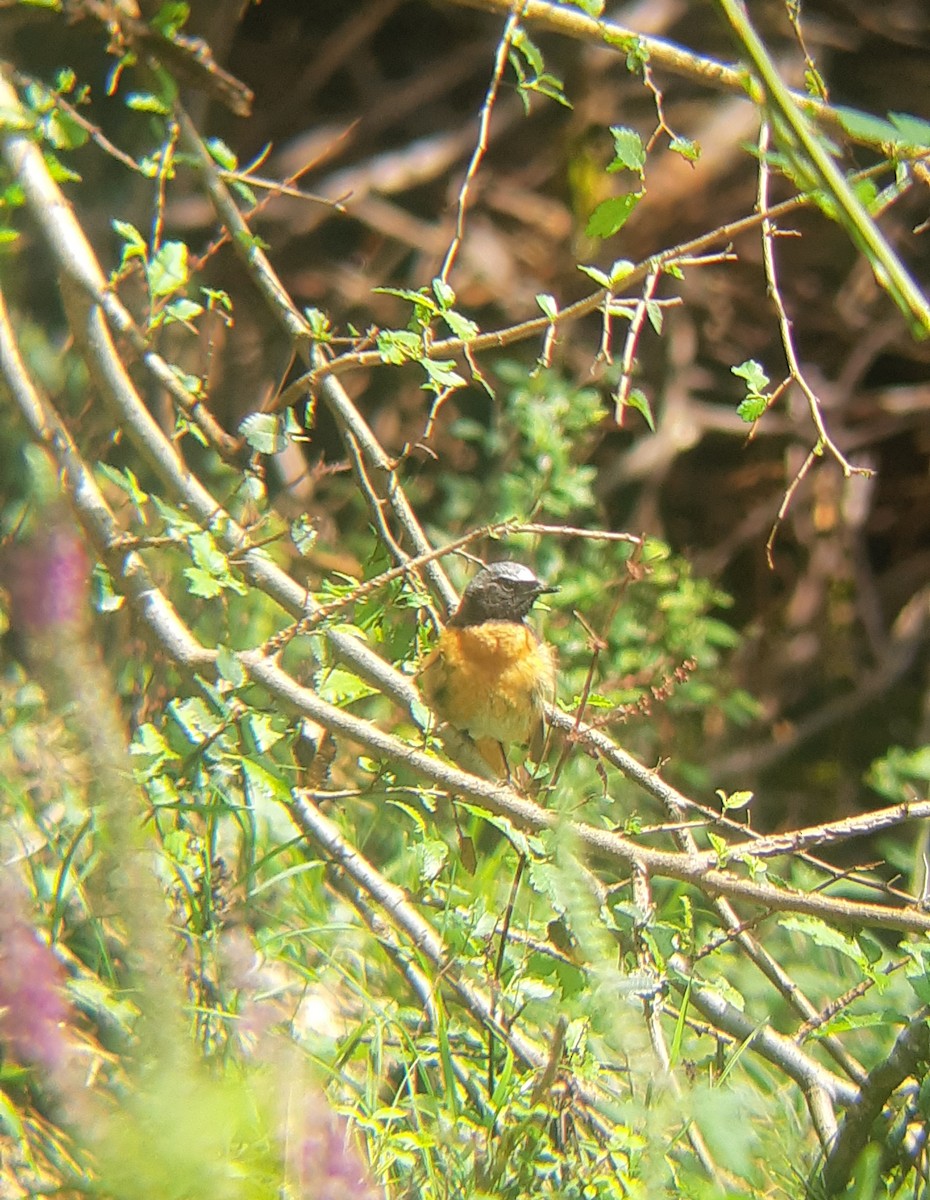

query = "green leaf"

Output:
[[43, 108, 88, 150], [315, 668, 378, 706], [888, 111, 930, 148], [780, 915, 874, 972], [97, 462, 149, 517], [242, 757, 290, 805], [239, 411, 290, 455], [623, 387, 655, 431], [731, 359, 770, 393], [607, 126, 646, 173], [577, 264, 611, 288], [442, 309, 479, 341], [183, 567, 224, 599], [92, 562, 125, 614], [290, 514, 318, 556], [737, 394, 768, 422], [125, 92, 171, 115], [585, 192, 641, 239], [147, 240, 189, 298], [151, 2, 190, 36], [113, 219, 147, 254], [536, 293, 558, 320], [431, 277, 455, 309], [159, 297, 203, 328], [206, 137, 237, 170], [377, 329, 422, 364], [215, 645, 246, 688], [669, 135, 700, 162], [415, 837, 449, 884], [421, 358, 465, 392]]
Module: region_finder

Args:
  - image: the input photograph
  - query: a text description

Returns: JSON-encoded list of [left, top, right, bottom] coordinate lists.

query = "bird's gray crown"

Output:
[[448, 561, 556, 627]]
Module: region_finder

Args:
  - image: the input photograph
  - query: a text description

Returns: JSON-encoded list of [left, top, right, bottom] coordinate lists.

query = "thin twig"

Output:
[[439, 6, 523, 285]]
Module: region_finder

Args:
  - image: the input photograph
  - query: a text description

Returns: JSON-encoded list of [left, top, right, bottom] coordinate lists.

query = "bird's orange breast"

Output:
[[420, 621, 556, 745]]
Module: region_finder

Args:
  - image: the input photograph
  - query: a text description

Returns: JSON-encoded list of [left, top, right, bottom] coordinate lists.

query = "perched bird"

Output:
[[419, 561, 557, 774]]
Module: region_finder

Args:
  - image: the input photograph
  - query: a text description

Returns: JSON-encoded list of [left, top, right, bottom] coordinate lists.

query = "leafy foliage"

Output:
[[2, 2, 930, 1199]]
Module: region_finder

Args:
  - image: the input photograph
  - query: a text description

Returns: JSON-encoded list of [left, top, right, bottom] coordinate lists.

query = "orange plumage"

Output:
[[418, 562, 557, 773]]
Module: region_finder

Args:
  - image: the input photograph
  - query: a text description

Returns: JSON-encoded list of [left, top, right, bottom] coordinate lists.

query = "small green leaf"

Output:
[[585, 192, 641, 239], [669, 135, 700, 162], [125, 92, 171, 114], [832, 105, 899, 146], [158, 297, 203, 328], [147, 240, 188, 298], [113, 219, 147, 252], [183, 567, 224, 599], [92, 562, 125, 614], [239, 411, 289, 455], [536, 293, 558, 320], [421, 358, 466, 392], [377, 329, 422, 364], [151, 2, 190, 36], [888, 111, 930, 148], [304, 307, 331, 339], [290, 514, 318, 556], [206, 136, 237, 170], [715, 788, 753, 811], [607, 126, 646, 173], [216, 645, 246, 688], [442, 309, 479, 341], [731, 359, 770, 392], [736, 395, 768, 422], [431, 277, 455, 309], [623, 387, 655, 431], [608, 259, 634, 286], [577, 264, 611, 288]]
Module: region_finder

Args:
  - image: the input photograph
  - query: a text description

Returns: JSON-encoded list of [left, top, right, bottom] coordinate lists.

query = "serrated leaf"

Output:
[[607, 125, 646, 172], [442, 309, 479, 341], [239, 411, 289, 455], [147, 240, 188, 298], [415, 837, 448, 884], [731, 359, 770, 392], [421, 358, 465, 391], [431, 277, 455, 309], [377, 329, 422, 364], [215, 645, 246, 688], [585, 192, 641, 239], [737, 395, 768, 422], [242, 757, 290, 805], [669, 136, 700, 162], [290, 514, 318, 556], [183, 566, 224, 599]]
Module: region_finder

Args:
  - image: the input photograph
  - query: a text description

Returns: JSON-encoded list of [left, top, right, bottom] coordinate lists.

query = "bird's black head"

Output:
[[448, 561, 557, 627]]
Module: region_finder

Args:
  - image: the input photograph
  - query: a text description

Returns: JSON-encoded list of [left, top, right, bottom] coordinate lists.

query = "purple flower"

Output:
[[0, 869, 71, 1074], [286, 1090, 383, 1200], [2, 524, 89, 637]]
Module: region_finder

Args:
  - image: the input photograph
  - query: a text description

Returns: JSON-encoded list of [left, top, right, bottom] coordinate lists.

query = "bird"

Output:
[[418, 561, 557, 774]]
